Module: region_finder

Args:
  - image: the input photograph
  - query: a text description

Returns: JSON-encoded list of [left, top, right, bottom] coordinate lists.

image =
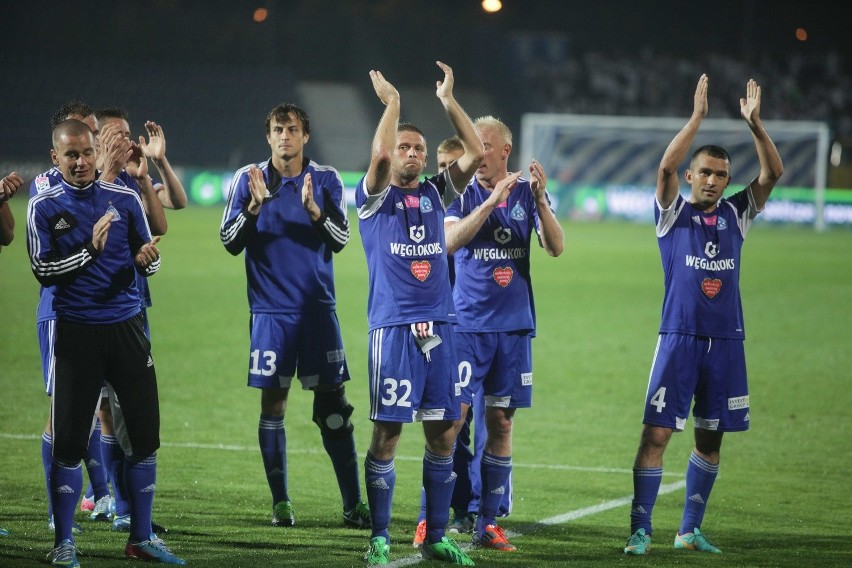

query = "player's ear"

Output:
[[684, 169, 693, 183], [50, 149, 59, 166]]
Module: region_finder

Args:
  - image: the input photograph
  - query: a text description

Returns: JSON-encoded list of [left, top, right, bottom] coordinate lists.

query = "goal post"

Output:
[[520, 114, 831, 230]]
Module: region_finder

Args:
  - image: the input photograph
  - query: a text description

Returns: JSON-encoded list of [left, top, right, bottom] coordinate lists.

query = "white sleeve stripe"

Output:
[[322, 217, 350, 245], [220, 212, 247, 245]]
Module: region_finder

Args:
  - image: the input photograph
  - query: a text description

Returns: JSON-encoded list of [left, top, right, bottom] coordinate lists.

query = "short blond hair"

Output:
[[474, 115, 512, 145]]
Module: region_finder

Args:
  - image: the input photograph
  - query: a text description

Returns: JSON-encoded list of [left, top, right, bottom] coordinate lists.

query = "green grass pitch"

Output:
[[1, 198, 850, 567]]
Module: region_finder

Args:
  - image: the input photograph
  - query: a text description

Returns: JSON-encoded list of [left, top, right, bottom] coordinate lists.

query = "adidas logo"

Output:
[[632, 505, 648, 514], [86, 458, 102, 468], [146, 355, 154, 368], [139, 484, 157, 493], [688, 493, 705, 504], [744, 412, 750, 422], [267, 467, 284, 477], [369, 478, 390, 490], [490, 485, 506, 495], [57, 485, 75, 494], [445, 471, 458, 484], [54, 218, 71, 230]]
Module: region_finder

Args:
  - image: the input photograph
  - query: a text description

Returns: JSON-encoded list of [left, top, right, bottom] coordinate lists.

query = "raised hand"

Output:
[[486, 171, 522, 208], [529, 159, 548, 199], [693, 74, 709, 119], [740, 79, 761, 127], [92, 211, 114, 252], [301, 172, 321, 221], [134, 235, 161, 269], [98, 123, 133, 180], [435, 60, 455, 101], [124, 142, 148, 179], [139, 121, 166, 161], [247, 166, 269, 215], [369, 70, 400, 106], [0, 172, 23, 202]]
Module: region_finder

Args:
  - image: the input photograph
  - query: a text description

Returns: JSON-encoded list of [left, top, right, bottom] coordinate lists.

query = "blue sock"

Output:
[[320, 433, 360, 511], [679, 451, 719, 535], [42, 433, 53, 518], [258, 415, 288, 505], [423, 449, 455, 544], [50, 460, 82, 545], [101, 434, 130, 517], [125, 454, 157, 543], [85, 421, 110, 500], [630, 466, 663, 535], [364, 453, 395, 541], [477, 452, 511, 533]]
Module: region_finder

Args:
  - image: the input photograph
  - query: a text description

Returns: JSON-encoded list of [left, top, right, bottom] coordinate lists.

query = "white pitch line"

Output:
[[384, 480, 686, 567], [0, 433, 684, 477]]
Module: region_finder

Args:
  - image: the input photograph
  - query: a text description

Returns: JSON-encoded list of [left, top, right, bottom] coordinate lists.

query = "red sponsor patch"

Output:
[[493, 266, 514, 287], [403, 195, 420, 208], [411, 260, 431, 282], [701, 277, 722, 299]]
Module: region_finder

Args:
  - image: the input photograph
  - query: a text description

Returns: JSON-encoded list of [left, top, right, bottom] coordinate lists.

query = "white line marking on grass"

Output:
[[384, 480, 686, 567]]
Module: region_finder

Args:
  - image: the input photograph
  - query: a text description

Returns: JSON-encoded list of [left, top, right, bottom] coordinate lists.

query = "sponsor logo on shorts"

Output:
[[326, 349, 345, 363], [521, 372, 532, 386], [728, 395, 749, 410]]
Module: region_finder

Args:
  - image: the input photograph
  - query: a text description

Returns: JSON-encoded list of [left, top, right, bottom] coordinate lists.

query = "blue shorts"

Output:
[[368, 323, 461, 423], [247, 312, 350, 390], [37, 319, 56, 395], [643, 333, 749, 432], [456, 331, 533, 409]]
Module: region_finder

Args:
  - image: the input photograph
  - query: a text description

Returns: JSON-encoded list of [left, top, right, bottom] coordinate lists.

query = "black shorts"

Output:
[[52, 313, 160, 462]]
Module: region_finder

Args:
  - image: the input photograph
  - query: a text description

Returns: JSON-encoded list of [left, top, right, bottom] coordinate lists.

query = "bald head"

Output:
[[52, 119, 94, 149]]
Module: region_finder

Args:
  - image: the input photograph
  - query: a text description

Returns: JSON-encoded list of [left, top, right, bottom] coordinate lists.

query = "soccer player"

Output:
[[94, 107, 186, 533], [1, 171, 23, 247], [28, 118, 184, 566], [445, 116, 564, 553], [623, 75, 782, 555], [220, 103, 370, 529], [30, 101, 134, 533], [357, 61, 483, 566]]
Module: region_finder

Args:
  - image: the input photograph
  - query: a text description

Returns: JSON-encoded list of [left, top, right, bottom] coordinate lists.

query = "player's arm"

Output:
[[445, 171, 521, 254], [27, 203, 111, 286], [220, 167, 264, 255], [127, 152, 168, 236], [658, 74, 709, 209], [139, 121, 188, 210], [529, 159, 564, 257], [436, 61, 484, 195], [365, 70, 399, 195], [0, 172, 23, 246], [302, 171, 350, 253], [740, 79, 783, 210]]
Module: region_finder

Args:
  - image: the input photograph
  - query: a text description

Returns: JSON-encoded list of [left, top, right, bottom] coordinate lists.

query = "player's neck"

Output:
[[689, 199, 719, 213], [478, 170, 509, 191], [271, 153, 304, 179]]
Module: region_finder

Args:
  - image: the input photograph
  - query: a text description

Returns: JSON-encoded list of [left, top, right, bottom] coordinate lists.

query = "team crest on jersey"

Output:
[[410, 260, 431, 282], [420, 196, 433, 213], [105, 204, 122, 221], [493, 266, 514, 287], [704, 241, 719, 258], [717, 216, 728, 230], [409, 225, 426, 243], [701, 277, 722, 299], [493, 227, 512, 245], [35, 175, 52, 192], [511, 203, 526, 221], [403, 194, 420, 209], [396, 201, 404, 210]]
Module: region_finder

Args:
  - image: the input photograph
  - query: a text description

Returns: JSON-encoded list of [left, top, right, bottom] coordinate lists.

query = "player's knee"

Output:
[[313, 386, 354, 439]]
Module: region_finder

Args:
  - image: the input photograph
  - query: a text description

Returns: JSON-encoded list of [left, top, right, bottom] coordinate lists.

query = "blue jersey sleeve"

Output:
[[220, 165, 259, 255]]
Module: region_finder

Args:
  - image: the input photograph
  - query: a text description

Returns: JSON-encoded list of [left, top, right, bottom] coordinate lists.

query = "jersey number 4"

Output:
[[649, 387, 667, 413]]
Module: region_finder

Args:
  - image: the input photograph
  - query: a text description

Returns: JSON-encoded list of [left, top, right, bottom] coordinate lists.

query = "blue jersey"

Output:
[[220, 158, 350, 314], [655, 188, 758, 339], [26, 178, 158, 325], [356, 172, 459, 330], [30, 169, 151, 322], [447, 177, 551, 334]]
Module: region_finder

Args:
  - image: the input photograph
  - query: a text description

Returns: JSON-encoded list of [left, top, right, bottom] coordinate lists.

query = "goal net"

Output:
[[519, 114, 831, 230]]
